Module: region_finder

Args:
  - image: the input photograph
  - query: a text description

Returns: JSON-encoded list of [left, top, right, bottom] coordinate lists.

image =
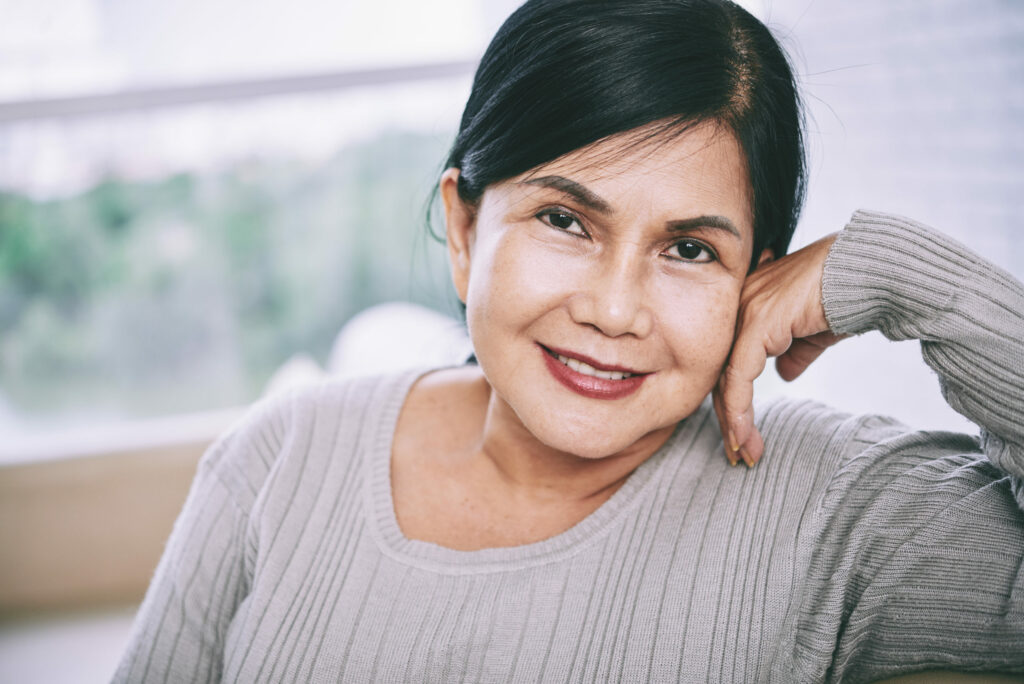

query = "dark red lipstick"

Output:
[[539, 344, 649, 400]]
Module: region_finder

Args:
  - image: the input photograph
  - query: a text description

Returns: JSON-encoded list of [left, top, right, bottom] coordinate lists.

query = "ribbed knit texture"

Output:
[[114, 211, 1024, 683]]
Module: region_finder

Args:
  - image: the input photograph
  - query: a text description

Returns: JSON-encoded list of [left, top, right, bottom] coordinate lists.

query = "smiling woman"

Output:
[[113, 1, 1024, 682], [439, 123, 754, 463]]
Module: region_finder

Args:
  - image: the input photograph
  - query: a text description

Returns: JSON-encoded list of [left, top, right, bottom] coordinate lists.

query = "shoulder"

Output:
[[757, 394, 981, 458], [393, 364, 489, 458], [755, 396, 996, 503], [757, 397, 1022, 546], [755, 396, 897, 467], [200, 369, 423, 511], [757, 397, 1020, 570]]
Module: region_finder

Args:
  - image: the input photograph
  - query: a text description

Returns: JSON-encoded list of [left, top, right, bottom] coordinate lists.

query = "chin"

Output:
[[519, 408, 670, 461]]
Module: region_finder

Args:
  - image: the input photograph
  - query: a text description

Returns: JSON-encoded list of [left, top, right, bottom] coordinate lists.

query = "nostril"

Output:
[[566, 272, 652, 339]]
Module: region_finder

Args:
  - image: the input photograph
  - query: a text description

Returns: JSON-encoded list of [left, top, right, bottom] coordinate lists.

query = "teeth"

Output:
[[555, 353, 634, 380]]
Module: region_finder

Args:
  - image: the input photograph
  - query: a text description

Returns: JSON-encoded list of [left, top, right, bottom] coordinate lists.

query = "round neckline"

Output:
[[364, 367, 691, 575]]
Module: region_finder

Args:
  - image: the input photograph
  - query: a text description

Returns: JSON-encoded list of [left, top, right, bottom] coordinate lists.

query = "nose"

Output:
[[567, 247, 654, 338]]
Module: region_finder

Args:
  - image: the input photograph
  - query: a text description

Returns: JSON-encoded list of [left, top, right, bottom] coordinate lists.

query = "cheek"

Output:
[[655, 277, 740, 371], [465, 230, 577, 330]]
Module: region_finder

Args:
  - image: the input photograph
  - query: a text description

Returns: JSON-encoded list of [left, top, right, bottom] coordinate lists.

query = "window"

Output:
[[1, 0, 1021, 453], [0, 0, 524, 452]]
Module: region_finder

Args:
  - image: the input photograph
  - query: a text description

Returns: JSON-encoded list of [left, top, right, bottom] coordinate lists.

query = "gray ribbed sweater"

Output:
[[115, 211, 1024, 683]]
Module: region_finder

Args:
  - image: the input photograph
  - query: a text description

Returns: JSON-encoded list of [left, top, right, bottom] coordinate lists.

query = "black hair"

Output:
[[441, 0, 805, 270]]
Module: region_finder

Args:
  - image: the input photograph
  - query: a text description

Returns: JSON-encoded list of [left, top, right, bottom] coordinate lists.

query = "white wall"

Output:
[[753, 0, 1023, 432]]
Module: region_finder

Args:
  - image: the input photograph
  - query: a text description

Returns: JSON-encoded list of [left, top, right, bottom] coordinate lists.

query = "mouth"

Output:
[[539, 344, 650, 400]]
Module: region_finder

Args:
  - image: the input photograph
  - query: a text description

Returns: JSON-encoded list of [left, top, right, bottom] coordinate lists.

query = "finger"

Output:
[[738, 411, 764, 468], [732, 404, 760, 467], [715, 375, 740, 451], [775, 338, 828, 381], [720, 335, 769, 448], [805, 331, 848, 348], [775, 331, 847, 381], [711, 382, 739, 466]]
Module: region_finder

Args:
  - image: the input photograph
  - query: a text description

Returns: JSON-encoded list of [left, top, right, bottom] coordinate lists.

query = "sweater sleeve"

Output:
[[823, 209, 1024, 490], [788, 211, 1024, 684], [112, 397, 286, 684]]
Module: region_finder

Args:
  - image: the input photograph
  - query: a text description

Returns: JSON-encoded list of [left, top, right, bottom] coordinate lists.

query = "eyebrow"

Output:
[[667, 215, 741, 239], [520, 174, 741, 239], [519, 175, 612, 214]]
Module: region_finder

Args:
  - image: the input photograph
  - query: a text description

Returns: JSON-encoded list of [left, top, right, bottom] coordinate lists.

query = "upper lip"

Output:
[[540, 344, 650, 375]]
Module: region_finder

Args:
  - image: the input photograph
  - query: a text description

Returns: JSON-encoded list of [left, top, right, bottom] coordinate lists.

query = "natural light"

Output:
[[1, 1, 1021, 682]]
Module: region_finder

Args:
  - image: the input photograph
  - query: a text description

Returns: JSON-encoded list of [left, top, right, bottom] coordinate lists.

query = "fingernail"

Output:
[[724, 447, 738, 466], [740, 446, 755, 469], [728, 428, 740, 452]]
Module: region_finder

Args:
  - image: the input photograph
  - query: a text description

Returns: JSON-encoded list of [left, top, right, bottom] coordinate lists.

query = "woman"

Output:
[[115, 1, 1024, 682]]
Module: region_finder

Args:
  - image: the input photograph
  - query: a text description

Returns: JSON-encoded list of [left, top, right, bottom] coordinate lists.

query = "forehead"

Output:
[[513, 122, 753, 230]]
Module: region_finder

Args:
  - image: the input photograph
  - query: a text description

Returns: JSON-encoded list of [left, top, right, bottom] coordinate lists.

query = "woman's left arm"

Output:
[[717, 210, 1024, 483], [719, 211, 1024, 681]]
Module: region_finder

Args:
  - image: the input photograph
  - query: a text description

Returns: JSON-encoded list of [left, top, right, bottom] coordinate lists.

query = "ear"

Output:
[[757, 248, 774, 267], [440, 168, 477, 303]]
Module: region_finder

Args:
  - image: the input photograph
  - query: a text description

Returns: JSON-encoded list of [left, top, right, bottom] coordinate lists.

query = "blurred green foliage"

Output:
[[0, 130, 454, 420]]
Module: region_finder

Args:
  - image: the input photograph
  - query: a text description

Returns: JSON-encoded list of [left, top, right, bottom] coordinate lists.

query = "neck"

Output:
[[474, 386, 674, 506]]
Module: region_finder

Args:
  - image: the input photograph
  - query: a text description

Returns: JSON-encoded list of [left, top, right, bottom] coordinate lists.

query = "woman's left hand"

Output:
[[713, 233, 845, 467]]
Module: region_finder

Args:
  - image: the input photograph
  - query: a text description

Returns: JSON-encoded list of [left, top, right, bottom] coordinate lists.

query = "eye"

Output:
[[664, 239, 716, 263], [536, 209, 587, 237]]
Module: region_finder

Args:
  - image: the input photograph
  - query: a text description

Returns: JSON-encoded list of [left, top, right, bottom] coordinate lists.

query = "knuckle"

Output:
[[765, 329, 794, 357]]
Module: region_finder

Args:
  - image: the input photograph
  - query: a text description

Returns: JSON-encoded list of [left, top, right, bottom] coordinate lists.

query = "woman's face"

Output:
[[443, 123, 763, 459]]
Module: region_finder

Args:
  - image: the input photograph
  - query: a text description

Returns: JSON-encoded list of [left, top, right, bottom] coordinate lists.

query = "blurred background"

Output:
[[0, 0, 1021, 682]]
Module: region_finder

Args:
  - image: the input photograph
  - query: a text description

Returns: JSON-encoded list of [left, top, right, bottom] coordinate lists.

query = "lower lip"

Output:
[[540, 346, 648, 400]]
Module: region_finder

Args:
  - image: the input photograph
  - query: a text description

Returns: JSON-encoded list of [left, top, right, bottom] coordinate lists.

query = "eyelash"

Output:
[[536, 208, 587, 236], [534, 208, 718, 264], [664, 239, 717, 264]]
